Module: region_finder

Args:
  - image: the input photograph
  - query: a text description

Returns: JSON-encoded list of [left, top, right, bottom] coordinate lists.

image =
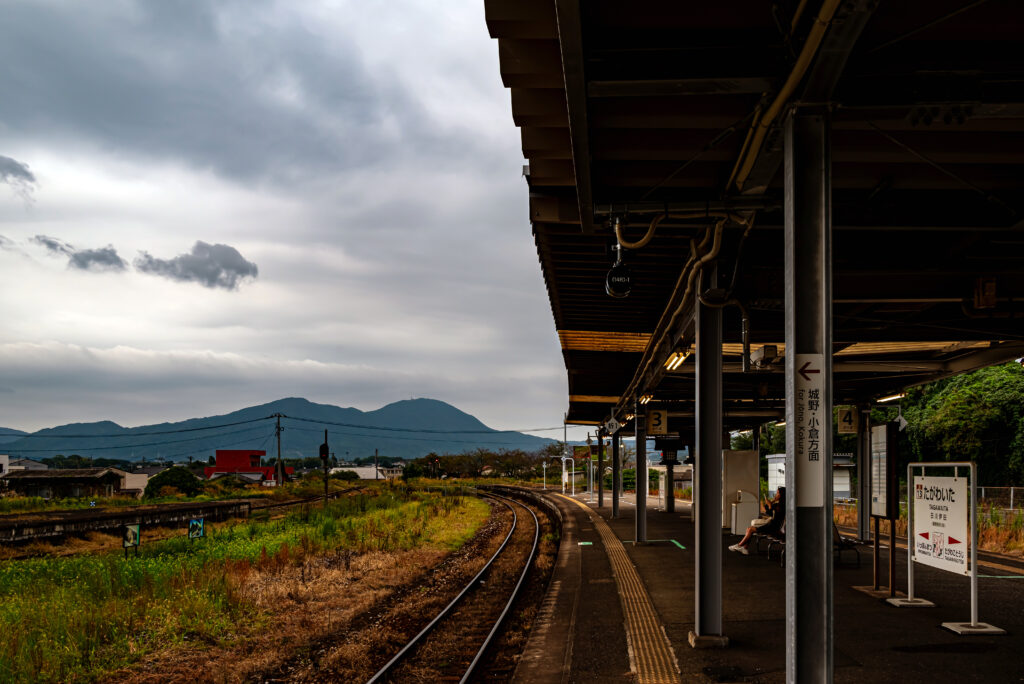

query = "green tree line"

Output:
[[733, 361, 1024, 486]]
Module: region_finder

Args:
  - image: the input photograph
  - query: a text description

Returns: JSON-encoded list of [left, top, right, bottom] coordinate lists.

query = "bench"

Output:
[[746, 524, 859, 568], [752, 529, 785, 566], [833, 522, 861, 567]]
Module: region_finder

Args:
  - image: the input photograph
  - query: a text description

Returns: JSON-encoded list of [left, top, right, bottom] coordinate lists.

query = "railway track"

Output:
[[365, 489, 544, 684], [0, 487, 364, 548]]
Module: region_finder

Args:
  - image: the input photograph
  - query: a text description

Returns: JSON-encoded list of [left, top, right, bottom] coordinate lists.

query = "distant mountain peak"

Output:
[[2, 397, 551, 461]]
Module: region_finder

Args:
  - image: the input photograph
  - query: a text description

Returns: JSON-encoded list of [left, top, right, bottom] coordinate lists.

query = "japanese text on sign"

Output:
[[794, 353, 825, 506]]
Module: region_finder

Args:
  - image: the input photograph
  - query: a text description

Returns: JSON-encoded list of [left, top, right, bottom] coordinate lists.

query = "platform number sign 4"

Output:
[[648, 409, 668, 435], [837, 406, 858, 434]]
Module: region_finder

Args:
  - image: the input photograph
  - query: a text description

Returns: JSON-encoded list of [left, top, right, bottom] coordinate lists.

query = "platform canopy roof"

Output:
[[486, 0, 1024, 431]]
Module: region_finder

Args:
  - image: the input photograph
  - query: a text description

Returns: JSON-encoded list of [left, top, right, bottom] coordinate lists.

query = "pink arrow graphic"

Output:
[[798, 361, 820, 382], [948, 537, 962, 545], [919, 532, 930, 540]]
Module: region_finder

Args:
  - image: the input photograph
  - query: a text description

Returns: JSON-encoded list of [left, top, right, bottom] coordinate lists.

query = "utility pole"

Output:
[[274, 413, 285, 486], [374, 448, 379, 480], [319, 429, 329, 508]]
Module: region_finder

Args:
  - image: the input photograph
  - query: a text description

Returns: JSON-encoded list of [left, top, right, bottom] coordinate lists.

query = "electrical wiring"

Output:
[[730, 0, 842, 192], [282, 421, 553, 447], [282, 414, 563, 435], [0, 415, 273, 440], [6, 424, 271, 453], [2, 413, 566, 455]]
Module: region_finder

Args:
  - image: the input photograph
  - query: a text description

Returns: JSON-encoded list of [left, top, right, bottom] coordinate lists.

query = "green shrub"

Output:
[[143, 467, 204, 498]]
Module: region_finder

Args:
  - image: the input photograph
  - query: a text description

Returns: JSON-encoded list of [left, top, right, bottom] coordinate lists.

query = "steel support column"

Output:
[[597, 430, 605, 508], [612, 431, 621, 518], [635, 406, 647, 542], [693, 265, 724, 642], [856, 407, 871, 541], [666, 461, 676, 513], [784, 110, 834, 683]]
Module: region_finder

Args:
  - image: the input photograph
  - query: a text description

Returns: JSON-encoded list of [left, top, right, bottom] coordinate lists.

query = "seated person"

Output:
[[729, 486, 785, 555]]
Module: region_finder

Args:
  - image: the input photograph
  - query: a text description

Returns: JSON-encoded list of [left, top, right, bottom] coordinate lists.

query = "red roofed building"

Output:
[[203, 450, 293, 485]]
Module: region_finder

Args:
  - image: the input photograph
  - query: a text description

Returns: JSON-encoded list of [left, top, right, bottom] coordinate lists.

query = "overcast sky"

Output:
[[0, 0, 591, 441]]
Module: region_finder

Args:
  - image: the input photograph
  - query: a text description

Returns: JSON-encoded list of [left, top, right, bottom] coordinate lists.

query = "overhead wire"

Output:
[[0, 415, 272, 440], [282, 421, 554, 447], [6, 424, 272, 453], [281, 415, 564, 435]]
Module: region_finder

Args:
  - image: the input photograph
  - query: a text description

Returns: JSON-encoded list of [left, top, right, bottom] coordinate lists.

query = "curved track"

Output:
[[366, 490, 541, 684]]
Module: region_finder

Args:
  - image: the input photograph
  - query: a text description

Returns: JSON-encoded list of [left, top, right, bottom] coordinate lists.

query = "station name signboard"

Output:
[[913, 475, 968, 575]]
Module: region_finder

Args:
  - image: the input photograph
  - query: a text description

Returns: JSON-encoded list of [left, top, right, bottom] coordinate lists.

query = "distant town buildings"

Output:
[[329, 464, 403, 480], [1, 467, 141, 499], [8, 458, 48, 471], [203, 450, 293, 485]]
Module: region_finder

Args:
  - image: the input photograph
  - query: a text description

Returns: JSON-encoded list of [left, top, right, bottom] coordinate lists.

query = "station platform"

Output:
[[514, 489, 1024, 683]]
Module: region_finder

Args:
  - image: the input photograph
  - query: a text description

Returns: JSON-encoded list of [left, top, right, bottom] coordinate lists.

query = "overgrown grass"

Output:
[[834, 501, 1024, 555], [0, 489, 278, 516], [0, 484, 486, 682]]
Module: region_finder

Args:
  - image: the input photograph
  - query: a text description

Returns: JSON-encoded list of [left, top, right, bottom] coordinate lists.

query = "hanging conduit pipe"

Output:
[[697, 292, 752, 373], [613, 211, 738, 251], [729, 0, 842, 191], [612, 211, 755, 414], [696, 212, 757, 372]]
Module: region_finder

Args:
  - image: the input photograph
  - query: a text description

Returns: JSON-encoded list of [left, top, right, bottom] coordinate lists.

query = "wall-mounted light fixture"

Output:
[[639, 394, 653, 405], [878, 393, 906, 403]]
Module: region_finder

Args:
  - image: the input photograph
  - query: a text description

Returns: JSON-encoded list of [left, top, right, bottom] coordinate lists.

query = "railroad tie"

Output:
[[559, 495, 680, 684]]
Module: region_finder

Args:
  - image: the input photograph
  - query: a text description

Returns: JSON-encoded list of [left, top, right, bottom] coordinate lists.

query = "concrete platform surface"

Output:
[[515, 489, 1024, 683]]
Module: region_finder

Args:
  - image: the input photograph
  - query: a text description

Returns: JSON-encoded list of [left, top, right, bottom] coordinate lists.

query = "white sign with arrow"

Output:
[[794, 353, 825, 507]]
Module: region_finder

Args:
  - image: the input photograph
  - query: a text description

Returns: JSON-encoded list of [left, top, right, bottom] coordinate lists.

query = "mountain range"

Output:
[[0, 398, 554, 462]]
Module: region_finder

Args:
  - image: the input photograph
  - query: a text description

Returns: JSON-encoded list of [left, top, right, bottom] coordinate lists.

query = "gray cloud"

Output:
[[0, 3, 481, 188], [134, 241, 258, 290], [30, 235, 126, 271], [31, 234, 74, 256], [0, 155, 37, 202], [68, 246, 128, 272]]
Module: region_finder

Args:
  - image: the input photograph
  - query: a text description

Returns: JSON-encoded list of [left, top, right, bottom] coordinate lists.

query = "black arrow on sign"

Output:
[[798, 361, 821, 382]]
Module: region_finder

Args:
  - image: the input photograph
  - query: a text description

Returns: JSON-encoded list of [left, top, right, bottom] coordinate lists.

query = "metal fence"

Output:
[[977, 486, 1021, 511]]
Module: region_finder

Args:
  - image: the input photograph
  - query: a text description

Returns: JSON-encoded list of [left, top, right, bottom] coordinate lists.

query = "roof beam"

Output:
[[554, 0, 596, 233], [588, 77, 773, 98]]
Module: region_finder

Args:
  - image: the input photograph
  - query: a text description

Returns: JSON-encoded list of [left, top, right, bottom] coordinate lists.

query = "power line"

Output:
[[6, 424, 271, 453], [283, 422, 551, 447], [1, 412, 561, 454], [283, 415, 562, 435], [0, 415, 273, 440], [156, 427, 277, 461]]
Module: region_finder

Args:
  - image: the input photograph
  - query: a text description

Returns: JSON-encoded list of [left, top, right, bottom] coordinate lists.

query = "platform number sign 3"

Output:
[[837, 406, 858, 434], [648, 409, 668, 435]]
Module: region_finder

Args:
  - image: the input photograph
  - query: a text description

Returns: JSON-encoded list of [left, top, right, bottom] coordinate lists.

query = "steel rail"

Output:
[[461, 492, 541, 683], [365, 491, 538, 684]]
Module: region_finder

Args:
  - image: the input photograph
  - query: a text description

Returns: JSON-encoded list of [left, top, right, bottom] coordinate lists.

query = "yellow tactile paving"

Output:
[[559, 494, 680, 684]]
